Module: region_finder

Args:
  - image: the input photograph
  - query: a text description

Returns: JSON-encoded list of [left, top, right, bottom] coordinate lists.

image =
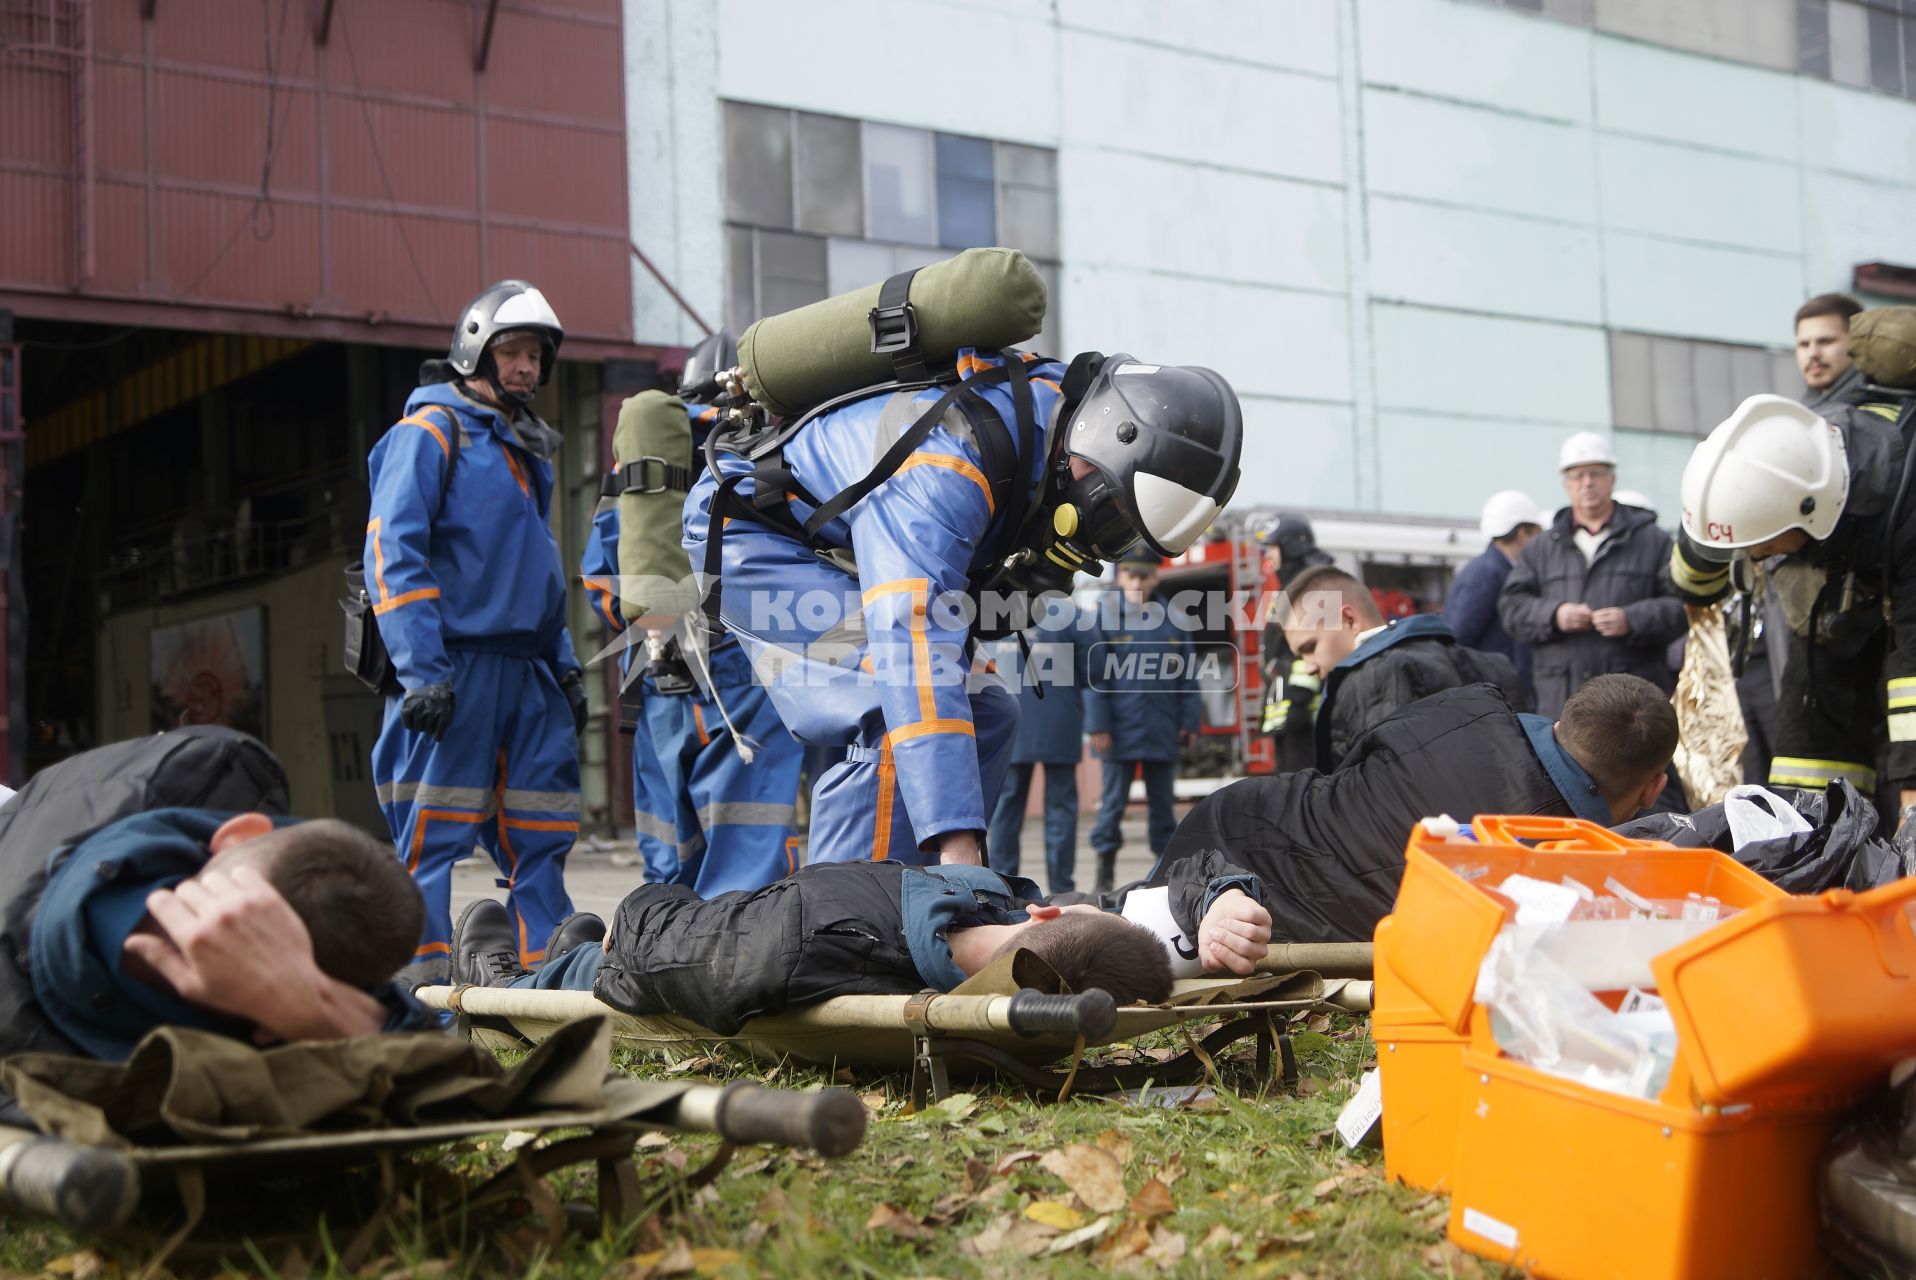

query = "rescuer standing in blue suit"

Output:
[[1082, 548, 1201, 893], [578, 333, 804, 896], [984, 593, 1092, 893], [687, 346, 1243, 868], [366, 281, 586, 987]]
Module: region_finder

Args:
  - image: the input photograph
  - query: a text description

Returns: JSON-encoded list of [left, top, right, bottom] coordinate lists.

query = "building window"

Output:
[[1801, 0, 1916, 96], [1609, 332, 1800, 436], [722, 103, 1062, 350]]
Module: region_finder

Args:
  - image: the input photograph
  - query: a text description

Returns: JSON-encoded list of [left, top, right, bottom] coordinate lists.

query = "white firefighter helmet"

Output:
[[1479, 490, 1543, 541], [1679, 394, 1849, 562], [1558, 431, 1617, 472]]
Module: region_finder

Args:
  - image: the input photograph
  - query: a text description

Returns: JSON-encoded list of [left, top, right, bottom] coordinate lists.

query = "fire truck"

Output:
[[1155, 511, 1487, 786]]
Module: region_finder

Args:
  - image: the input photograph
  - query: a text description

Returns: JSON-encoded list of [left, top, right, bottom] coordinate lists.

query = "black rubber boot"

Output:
[[1095, 851, 1118, 895]]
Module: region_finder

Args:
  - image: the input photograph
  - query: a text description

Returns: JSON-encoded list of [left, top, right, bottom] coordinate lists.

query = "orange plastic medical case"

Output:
[[1373, 814, 1916, 1279]]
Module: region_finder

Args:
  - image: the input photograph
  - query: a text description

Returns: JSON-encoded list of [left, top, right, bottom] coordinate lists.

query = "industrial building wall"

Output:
[[622, 0, 1916, 525]]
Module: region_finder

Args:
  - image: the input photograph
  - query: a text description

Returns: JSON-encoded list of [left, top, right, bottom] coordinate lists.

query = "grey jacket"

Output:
[[1497, 503, 1687, 717]]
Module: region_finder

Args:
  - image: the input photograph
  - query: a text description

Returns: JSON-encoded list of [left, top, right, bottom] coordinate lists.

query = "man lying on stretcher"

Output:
[[450, 852, 1272, 1035]]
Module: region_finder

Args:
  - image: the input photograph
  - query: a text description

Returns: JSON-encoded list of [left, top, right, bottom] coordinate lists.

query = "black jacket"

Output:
[[1315, 615, 1525, 770], [595, 856, 1251, 1034], [1153, 684, 1591, 944], [1497, 502, 1686, 716]]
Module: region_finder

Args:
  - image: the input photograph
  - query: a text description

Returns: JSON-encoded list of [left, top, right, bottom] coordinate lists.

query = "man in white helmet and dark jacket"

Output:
[[686, 349, 1242, 867], [1497, 432, 1687, 718], [1670, 370, 1916, 822]]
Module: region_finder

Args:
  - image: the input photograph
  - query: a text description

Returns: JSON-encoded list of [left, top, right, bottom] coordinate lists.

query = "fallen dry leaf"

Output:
[[861, 1091, 889, 1112], [966, 1211, 1061, 1259], [45, 1252, 112, 1280], [866, 1202, 935, 1242], [1155, 1152, 1186, 1187], [635, 1131, 674, 1150], [1128, 1179, 1176, 1220], [1094, 1128, 1133, 1168], [1043, 1215, 1115, 1256], [628, 1241, 695, 1278], [1306, 1012, 1332, 1033], [753, 1187, 788, 1222], [1100, 1219, 1155, 1261], [1040, 1143, 1128, 1214], [1145, 1226, 1187, 1265], [1310, 1166, 1378, 1199], [1424, 1241, 1487, 1277], [1024, 1199, 1086, 1231], [833, 1066, 855, 1085], [993, 1150, 1041, 1177], [964, 1157, 991, 1192], [1198, 1224, 1240, 1254]]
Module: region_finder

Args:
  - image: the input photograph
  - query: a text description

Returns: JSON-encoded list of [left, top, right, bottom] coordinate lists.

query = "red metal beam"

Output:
[[0, 289, 670, 365]]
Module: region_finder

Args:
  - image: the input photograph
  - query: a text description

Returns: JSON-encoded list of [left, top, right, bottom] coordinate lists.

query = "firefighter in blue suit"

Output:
[[367, 281, 585, 987], [578, 334, 805, 895], [1082, 548, 1202, 892], [688, 346, 1243, 868]]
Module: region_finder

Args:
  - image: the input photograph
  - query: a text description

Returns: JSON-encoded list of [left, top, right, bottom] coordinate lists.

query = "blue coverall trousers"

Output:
[[629, 645, 804, 897], [986, 762, 1080, 894], [373, 648, 579, 982]]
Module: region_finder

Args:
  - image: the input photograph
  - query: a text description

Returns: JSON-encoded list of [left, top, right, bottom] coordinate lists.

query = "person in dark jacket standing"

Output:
[[1446, 490, 1542, 705], [1149, 674, 1678, 943], [1497, 433, 1686, 717], [1083, 551, 1202, 893], [460, 855, 1279, 1034], [1253, 513, 1333, 773], [1797, 293, 1867, 415], [1280, 565, 1525, 770], [986, 595, 1092, 893]]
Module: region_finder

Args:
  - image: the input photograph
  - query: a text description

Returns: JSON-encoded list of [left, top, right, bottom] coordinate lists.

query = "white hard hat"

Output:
[[1479, 490, 1543, 541], [1559, 431, 1617, 472], [1679, 394, 1849, 563], [1613, 489, 1654, 513]]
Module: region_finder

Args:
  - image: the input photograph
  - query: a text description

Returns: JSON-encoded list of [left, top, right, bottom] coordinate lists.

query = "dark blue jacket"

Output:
[[1446, 543, 1531, 700], [30, 809, 434, 1061], [1081, 595, 1202, 763], [1005, 597, 1092, 765], [1314, 614, 1525, 770]]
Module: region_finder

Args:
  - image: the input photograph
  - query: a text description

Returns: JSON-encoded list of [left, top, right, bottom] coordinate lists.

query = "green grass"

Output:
[[0, 1015, 1500, 1278]]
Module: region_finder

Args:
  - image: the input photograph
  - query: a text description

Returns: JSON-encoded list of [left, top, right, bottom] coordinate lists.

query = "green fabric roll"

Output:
[[1850, 307, 1916, 389], [738, 246, 1048, 417], [614, 390, 698, 618]]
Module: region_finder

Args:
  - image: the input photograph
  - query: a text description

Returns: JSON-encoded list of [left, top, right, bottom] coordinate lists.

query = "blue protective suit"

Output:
[[685, 350, 1066, 864], [579, 409, 804, 897], [366, 382, 580, 981]]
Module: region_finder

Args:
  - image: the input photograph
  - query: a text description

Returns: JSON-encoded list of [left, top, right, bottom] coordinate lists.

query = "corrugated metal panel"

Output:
[[0, 0, 633, 346]]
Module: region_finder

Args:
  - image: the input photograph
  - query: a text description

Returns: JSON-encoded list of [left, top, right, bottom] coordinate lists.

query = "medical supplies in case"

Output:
[[1375, 813, 1916, 1278]]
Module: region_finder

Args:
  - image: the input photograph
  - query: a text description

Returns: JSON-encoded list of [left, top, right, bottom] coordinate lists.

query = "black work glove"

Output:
[[400, 682, 456, 741], [560, 669, 589, 736]]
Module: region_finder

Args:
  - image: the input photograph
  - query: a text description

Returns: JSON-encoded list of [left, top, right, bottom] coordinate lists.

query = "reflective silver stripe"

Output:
[[632, 811, 679, 846], [698, 802, 797, 829], [1768, 757, 1877, 791], [501, 788, 580, 815], [376, 780, 492, 811], [1890, 710, 1916, 743]]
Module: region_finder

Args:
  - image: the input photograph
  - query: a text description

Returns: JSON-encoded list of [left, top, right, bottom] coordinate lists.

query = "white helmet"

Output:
[[1613, 489, 1655, 514], [1559, 431, 1617, 472], [1479, 490, 1543, 541], [1679, 394, 1849, 563]]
